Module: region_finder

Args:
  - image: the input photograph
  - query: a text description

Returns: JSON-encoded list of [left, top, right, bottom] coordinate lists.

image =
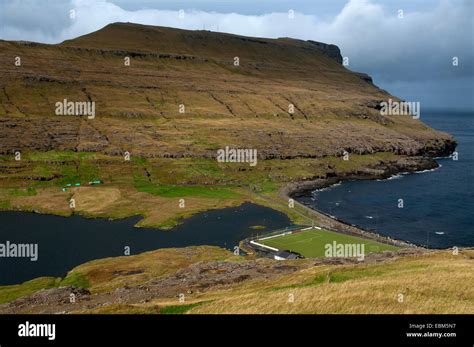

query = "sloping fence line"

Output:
[[249, 241, 279, 252], [244, 225, 302, 243]]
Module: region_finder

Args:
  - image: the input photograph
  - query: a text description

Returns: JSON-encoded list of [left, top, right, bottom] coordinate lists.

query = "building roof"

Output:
[[275, 250, 300, 259]]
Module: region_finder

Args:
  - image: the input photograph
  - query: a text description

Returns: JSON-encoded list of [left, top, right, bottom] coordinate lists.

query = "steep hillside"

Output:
[[0, 22, 454, 158], [0, 24, 466, 315]]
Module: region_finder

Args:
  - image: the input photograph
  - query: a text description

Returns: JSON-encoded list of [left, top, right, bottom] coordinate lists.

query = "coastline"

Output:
[[0, 155, 450, 251], [280, 155, 445, 250]]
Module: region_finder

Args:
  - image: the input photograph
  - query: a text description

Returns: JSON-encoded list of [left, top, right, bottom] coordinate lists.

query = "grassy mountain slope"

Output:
[[0, 22, 455, 229], [0, 22, 454, 159]]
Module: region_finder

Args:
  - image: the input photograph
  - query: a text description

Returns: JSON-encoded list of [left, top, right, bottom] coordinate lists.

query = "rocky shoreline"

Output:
[[280, 155, 451, 249]]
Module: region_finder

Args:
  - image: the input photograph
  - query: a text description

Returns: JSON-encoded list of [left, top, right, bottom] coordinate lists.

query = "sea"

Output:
[[297, 109, 473, 249]]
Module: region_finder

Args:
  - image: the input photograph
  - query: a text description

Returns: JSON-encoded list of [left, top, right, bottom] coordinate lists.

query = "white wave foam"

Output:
[[314, 181, 342, 193], [414, 165, 441, 174], [376, 174, 403, 181]]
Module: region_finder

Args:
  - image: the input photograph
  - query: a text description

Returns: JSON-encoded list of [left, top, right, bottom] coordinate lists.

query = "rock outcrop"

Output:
[[0, 22, 455, 159]]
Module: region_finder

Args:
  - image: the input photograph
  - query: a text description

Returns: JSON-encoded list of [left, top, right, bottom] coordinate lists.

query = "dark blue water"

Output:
[[298, 110, 473, 249], [0, 203, 291, 285]]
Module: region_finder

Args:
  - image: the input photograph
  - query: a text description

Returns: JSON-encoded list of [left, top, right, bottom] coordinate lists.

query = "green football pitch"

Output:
[[258, 228, 398, 258]]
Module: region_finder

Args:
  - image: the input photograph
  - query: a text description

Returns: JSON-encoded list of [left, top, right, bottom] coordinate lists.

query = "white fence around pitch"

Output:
[[249, 241, 279, 252], [302, 226, 321, 231], [257, 231, 293, 241], [249, 225, 321, 253]]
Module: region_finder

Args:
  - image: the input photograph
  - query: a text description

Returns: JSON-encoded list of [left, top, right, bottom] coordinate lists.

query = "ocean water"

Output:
[[298, 109, 473, 248]]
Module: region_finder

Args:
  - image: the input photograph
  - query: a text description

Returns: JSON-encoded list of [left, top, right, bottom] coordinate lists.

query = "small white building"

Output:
[[274, 250, 300, 260]]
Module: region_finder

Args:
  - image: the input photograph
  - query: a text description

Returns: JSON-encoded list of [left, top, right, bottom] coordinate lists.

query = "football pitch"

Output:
[[258, 228, 399, 258]]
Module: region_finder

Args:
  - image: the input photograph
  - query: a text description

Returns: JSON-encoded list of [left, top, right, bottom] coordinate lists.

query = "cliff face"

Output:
[[0, 22, 454, 158]]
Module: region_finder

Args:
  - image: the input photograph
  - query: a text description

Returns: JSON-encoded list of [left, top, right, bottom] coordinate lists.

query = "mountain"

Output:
[[0, 23, 465, 315], [0, 22, 454, 158], [61, 22, 344, 64]]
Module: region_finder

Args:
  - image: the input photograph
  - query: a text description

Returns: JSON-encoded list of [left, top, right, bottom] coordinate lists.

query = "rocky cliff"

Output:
[[0, 22, 455, 159]]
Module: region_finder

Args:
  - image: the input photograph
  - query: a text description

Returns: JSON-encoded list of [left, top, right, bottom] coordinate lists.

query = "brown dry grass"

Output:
[[67, 246, 238, 293], [9, 184, 248, 228], [184, 250, 474, 314], [11, 187, 71, 215]]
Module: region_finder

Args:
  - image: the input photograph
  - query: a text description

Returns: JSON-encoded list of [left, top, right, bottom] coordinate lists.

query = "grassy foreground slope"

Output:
[[188, 250, 473, 314], [0, 246, 471, 314]]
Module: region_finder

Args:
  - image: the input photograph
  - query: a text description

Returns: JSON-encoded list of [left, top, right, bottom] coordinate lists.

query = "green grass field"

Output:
[[258, 228, 398, 258]]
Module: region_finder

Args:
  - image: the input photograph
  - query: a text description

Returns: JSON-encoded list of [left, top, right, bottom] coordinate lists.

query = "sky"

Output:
[[1, 0, 473, 110]]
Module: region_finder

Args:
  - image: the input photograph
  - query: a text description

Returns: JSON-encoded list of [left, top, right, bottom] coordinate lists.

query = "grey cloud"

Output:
[[0, 0, 472, 109]]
